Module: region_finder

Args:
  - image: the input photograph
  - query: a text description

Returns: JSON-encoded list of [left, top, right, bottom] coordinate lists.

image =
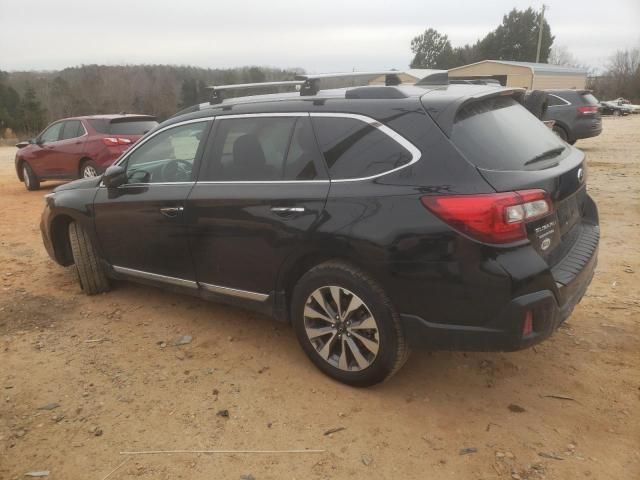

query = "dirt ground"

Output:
[[1, 117, 639, 480]]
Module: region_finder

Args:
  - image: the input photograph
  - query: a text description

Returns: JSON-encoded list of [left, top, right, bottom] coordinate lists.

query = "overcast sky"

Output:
[[1, 0, 638, 73]]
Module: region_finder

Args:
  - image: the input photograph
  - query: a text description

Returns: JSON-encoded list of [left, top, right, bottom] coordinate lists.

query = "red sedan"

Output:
[[15, 114, 158, 190]]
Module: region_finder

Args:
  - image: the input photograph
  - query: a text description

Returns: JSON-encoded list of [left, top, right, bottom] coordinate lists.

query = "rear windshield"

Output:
[[580, 93, 598, 105], [451, 96, 567, 171], [89, 118, 158, 135]]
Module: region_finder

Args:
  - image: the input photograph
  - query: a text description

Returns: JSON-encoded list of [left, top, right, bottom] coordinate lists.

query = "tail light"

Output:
[[421, 189, 552, 244], [102, 137, 132, 146], [577, 106, 598, 115], [522, 310, 534, 337]]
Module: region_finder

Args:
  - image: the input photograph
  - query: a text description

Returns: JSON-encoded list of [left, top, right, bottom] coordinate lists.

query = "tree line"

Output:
[[409, 7, 554, 69], [0, 65, 301, 137]]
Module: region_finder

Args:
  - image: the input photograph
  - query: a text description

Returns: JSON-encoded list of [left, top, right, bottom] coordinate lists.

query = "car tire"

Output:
[[552, 125, 569, 142], [613, 110, 621, 117], [68, 222, 110, 295], [21, 162, 40, 191], [80, 160, 100, 178], [291, 261, 409, 387]]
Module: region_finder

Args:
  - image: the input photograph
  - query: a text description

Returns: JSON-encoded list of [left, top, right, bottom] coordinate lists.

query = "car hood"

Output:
[[53, 176, 102, 193]]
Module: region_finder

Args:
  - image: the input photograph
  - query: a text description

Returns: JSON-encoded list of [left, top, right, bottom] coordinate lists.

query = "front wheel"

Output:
[[21, 162, 40, 191], [68, 222, 110, 295], [291, 261, 409, 387]]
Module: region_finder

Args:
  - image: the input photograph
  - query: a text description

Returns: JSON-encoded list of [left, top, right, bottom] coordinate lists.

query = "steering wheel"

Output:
[[160, 159, 192, 182]]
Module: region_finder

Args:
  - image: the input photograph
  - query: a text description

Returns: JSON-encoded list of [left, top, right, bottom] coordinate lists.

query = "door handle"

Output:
[[270, 206, 306, 216], [159, 206, 184, 217]]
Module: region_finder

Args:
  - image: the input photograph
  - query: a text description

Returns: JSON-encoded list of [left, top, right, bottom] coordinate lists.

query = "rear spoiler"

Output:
[[421, 87, 525, 137], [109, 115, 157, 123]]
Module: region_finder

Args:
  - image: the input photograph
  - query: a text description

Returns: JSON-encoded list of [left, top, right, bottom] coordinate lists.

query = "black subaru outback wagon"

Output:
[[41, 71, 599, 386]]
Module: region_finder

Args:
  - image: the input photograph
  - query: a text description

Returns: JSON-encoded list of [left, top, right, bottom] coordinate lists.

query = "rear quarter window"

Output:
[[311, 116, 413, 180], [451, 96, 568, 171]]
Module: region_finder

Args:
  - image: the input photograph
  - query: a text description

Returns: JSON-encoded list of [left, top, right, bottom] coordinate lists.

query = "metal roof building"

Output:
[[448, 60, 588, 90]]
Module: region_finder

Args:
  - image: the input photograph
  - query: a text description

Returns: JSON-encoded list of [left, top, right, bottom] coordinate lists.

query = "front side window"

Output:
[[311, 117, 412, 180], [40, 123, 63, 143], [200, 116, 321, 181], [61, 120, 84, 140], [123, 121, 208, 184]]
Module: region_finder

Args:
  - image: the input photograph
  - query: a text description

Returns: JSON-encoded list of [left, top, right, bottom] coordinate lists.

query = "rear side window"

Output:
[[547, 94, 568, 106], [311, 117, 412, 180], [451, 96, 567, 171], [580, 93, 598, 106], [88, 118, 158, 135], [200, 116, 321, 181], [61, 120, 83, 140]]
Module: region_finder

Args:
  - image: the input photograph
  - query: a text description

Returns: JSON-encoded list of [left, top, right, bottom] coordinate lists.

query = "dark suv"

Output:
[[40, 72, 599, 386], [542, 90, 602, 144]]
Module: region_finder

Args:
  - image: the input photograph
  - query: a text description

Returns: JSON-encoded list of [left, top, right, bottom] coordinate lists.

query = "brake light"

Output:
[[577, 106, 598, 115], [102, 137, 132, 146], [421, 189, 552, 244]]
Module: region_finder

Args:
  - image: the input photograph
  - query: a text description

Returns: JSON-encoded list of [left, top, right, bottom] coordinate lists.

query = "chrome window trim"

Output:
[[108, 112, 421, 185], [547, 94, 571, 107], [200, 282, 269, 302], [309, 112, 422, 183], [113, 265, 198, 288]]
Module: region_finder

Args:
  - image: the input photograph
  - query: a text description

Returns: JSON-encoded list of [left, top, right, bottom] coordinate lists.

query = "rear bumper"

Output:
[[573, 119, 602, 140], [401, 226, 599, 352]]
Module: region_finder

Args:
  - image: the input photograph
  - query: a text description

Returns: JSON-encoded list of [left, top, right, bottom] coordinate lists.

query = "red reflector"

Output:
[[421, 190, 551, 244], [522, 310, 534, 337], [577, 106, 598, 115]]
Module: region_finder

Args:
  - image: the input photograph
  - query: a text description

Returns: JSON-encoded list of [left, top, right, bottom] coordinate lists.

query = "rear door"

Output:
[[94, 120, 211, 283], [186, 114, 330, 299]]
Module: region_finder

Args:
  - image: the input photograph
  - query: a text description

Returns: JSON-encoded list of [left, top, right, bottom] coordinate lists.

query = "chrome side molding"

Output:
[[112, 265, 269, 302], [113, 266, 198, 288], [199, 282, 269, 302]]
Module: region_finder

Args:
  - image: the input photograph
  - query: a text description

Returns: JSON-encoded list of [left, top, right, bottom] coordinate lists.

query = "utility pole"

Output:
[[535, 4, 546, 63]]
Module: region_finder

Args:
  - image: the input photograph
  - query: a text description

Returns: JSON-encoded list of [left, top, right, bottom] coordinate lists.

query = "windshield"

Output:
[[451, 96, 568, 171]]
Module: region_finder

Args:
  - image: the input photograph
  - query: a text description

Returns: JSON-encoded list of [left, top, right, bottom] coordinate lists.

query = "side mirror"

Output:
[[16, 140, 30, 149], [103, 165, 127, 188]]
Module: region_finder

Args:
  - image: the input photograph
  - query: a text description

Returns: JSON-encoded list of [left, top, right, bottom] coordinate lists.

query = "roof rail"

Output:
[[207, 80, 304, 104], [206, 69, 448, 104]]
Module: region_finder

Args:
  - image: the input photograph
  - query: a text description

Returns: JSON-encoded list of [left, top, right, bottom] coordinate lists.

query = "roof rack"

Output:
[[206, 70, 448, 104]]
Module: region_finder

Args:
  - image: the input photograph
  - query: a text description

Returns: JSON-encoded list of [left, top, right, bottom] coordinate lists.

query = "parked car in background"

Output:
[[600, 100, 634, 116], [40, 72, 599, 386], [609, 97, 640, 113], [599, 102, 631, 116], [542, 90, 602, 145], [15, 114, 158, 190]]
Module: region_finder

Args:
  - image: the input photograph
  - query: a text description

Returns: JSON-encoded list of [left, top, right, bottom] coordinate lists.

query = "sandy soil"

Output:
[[1, 117, 639, 480]]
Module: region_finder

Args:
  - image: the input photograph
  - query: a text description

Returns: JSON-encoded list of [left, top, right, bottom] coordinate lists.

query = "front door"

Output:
[[94, 120, 212, 284], [30, 121, 64, 177], [187, 114, 330, 299]]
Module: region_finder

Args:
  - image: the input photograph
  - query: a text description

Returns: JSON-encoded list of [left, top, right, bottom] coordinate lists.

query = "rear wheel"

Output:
[[291, 261, 409, 387], [80, 160, 100, 178], [552, 125, 568, 142], [68, 222, 110, 295], [21, 162, 40, 191]]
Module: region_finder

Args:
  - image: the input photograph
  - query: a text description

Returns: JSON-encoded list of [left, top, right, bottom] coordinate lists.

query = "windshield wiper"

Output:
[[524, 146, 566, 166]]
